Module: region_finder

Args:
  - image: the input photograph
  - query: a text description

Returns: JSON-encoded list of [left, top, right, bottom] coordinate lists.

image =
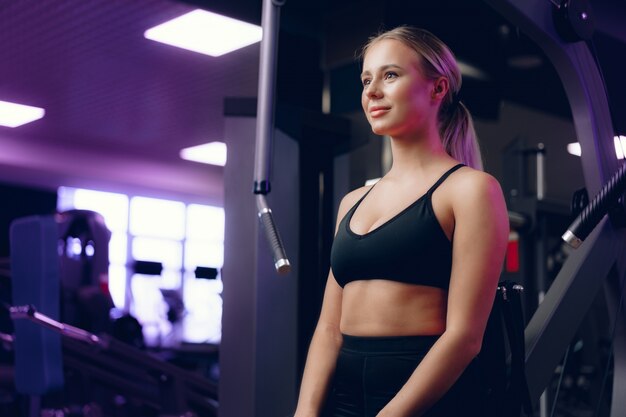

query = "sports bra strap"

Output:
[[354, 183, 376, 206], [348, 164, 464, 217], [426, 164, 465, 196]]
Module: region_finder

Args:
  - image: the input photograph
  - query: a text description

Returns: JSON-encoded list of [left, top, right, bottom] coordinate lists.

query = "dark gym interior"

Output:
[[1, 0, 625, 416]]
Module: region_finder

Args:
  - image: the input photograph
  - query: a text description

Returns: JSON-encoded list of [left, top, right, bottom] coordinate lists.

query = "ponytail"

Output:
[[440, 99, 483, 170]]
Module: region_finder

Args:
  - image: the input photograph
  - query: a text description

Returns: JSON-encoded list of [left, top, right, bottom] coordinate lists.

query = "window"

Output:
[[58, 187, 224, 344]]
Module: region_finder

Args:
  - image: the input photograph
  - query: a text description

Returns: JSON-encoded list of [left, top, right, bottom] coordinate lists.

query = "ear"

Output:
[[431, 77, 450, 101]]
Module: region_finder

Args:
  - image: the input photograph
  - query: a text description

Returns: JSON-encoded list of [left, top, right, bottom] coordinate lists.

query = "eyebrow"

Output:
[[361, 64, 403, 77]]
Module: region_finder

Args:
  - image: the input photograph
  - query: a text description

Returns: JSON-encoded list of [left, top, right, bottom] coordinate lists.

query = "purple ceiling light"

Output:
[[180, 141, 227, 166], [0, 100, 45, 127], [144, 9, 262, 57]]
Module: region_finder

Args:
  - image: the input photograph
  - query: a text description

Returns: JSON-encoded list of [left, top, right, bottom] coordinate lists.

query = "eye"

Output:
[[384, 71, 398, 80], [361, 78, 371, 87]]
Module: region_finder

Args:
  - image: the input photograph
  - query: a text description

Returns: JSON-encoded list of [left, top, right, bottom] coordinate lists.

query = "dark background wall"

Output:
[[0, 183, 57, 259]]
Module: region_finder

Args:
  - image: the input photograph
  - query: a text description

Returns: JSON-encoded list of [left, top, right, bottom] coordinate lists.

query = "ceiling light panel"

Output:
[[180, 142, 227, 166], [144, 9, 262, 57], [0, 100, 45, 127]]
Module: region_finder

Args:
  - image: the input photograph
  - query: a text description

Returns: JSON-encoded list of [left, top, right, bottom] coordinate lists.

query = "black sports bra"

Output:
[[330, 164, 464, 289]]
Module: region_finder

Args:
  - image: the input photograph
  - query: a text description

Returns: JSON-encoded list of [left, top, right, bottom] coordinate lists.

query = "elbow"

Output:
[[468, 336, 483, 358], [467, 329, 486, 358], [457, 333, 482, 359], [445, 329, 483, 359], [315, 321, 343, 347], [461, 327, 484, 357]]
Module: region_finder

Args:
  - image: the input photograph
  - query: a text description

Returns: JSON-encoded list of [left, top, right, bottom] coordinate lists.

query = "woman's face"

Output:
[[361, 39, 440, 138]]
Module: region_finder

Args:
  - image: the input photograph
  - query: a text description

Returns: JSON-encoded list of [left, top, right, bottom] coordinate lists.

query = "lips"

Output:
[[369, 106, 390, 117]]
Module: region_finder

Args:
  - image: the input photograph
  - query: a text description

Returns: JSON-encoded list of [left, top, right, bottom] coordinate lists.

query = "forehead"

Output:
[[362, 38, 421, 72]]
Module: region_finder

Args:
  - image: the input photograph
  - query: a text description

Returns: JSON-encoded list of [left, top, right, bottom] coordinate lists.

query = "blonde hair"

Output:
[[361, 26, 483, 170]]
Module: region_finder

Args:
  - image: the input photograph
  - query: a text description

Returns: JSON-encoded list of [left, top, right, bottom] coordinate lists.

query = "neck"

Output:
[[386, 127, 452, 179]]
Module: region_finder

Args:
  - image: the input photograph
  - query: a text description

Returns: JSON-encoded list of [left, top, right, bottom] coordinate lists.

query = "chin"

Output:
[[369, 123, 389, 136]]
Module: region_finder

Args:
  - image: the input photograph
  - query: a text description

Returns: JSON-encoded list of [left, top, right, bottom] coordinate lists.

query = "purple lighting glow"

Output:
[[0, 100, 45, 127], [144, 9, 262, 57]]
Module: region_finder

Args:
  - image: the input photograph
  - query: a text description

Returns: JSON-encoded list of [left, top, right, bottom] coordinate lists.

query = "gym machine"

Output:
[[249, 0, 626, 415], [5, 214, 218, 417], [483, 0, 626, 415]]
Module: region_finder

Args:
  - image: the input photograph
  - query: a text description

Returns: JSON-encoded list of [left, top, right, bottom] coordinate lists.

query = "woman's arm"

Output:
[[294, 188, 370, 417], [293, 276, 343, 417], [377, 171, 509, 417]]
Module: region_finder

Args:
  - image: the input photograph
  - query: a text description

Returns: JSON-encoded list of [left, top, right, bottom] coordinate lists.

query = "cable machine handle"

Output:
[[563, 162, 626, 248], [253, 0, 291, 274]]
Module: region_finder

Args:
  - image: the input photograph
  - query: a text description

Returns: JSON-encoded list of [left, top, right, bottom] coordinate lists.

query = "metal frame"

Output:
[[253, 0, 291, 274], [483, 0, 626, 415], [9, 305, 218, 417]]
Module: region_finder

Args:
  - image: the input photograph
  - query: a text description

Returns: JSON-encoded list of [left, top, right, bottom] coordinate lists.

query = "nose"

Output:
[[365, 79, 383, 99]]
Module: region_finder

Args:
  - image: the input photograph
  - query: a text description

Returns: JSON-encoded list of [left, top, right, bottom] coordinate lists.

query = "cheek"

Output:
[[361, 93, 368, 112]]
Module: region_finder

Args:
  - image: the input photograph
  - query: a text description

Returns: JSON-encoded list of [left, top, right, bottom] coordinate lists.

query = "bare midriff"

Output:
[[340, 279, 447, 336]]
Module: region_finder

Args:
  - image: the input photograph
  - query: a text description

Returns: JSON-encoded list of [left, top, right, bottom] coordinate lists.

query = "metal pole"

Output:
[[254, 0, 291, 274]]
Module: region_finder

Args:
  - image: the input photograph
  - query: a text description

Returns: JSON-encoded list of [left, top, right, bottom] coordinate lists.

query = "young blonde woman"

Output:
[[294, 26, 509, 417]]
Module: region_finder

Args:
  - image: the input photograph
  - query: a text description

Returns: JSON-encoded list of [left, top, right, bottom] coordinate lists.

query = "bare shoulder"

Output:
[[333, 185, 372, 231], [338, 185, 371, 216], [449, 167, 505, 204], [444, 169, 508, 237]]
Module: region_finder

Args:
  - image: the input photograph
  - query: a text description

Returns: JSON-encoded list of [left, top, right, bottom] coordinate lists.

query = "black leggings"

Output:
[[324, 334, 487, 417]]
